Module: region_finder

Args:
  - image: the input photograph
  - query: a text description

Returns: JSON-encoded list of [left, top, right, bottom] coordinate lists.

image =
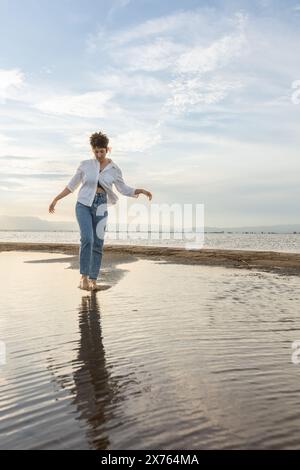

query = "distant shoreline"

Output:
[[1, 241, 300, 276], [0, 229, 300, 234]]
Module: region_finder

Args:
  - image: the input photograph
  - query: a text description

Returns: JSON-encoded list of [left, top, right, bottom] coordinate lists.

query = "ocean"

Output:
[[1, 230, 300, 253]]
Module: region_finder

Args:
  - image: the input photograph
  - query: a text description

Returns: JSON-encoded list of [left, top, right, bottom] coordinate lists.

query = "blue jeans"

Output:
[[75, 192, 108, 280]]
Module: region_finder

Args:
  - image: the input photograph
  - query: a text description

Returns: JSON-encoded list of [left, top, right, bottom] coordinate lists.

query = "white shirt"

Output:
[[66, 158, 138, 207]]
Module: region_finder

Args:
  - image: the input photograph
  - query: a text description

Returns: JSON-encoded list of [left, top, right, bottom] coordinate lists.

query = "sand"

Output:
[[1, 241, 300, 276]]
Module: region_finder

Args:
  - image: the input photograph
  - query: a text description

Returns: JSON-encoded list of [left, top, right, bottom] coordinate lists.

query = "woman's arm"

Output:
[[48, 187, 72, 213], [133, 188, 152, 200], [114, 168, 152, 200], [49, 161, 83, 214]]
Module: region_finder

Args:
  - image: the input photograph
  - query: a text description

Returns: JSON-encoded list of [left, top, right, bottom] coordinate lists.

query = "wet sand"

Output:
[[1, 248, 300, 449], [1, 241, 300, 276]]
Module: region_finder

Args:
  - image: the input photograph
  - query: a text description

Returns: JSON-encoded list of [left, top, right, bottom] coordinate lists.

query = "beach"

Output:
[[1, 241, 300, 275], [1, 243, 300, 449]]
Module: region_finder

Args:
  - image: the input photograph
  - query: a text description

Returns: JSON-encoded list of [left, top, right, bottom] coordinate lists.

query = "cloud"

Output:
[[0, 68, 25, 103], [33, 90, 119, 118], [113, 38, 185, 72], [1, 10, 248, 137], [176, 30, 246, 74], [89, 70, 168, 97], [0, 172, 69, 180], [87, 9, 248, 131], [97, 7, 215, 47], [106, 0, 132, 22], [0, 133, 15, 146], [155, 13, 247, 120], [158, 78, 243, 119], [112, 129, 162, 152], [0, 155, 37, 161], [113, 14, 247, 76]]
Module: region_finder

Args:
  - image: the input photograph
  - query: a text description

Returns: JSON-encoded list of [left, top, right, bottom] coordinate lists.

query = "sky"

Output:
[[0, 0, 300, 227]]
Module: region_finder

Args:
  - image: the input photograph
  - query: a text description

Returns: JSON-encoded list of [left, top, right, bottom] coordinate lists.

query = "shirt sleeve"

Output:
[[113, 167, 138, 198], [66, 161, 83, 192]]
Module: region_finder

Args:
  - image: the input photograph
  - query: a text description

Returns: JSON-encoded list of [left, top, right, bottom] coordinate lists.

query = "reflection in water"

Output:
[[73, 294, 113, 449], [47, 293, 119, 449]]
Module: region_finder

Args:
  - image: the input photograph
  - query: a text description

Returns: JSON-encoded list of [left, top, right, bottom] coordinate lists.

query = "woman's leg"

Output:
[[89, 195, 108, 280], [75, 201, 94, 276]]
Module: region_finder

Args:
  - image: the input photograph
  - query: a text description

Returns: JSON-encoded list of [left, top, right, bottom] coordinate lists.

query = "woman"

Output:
[[48, 131, 152, 291]]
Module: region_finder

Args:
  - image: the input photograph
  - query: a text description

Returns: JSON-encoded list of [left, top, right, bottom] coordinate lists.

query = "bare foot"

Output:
[[78, 277, 90, 290], [88, 280, 111, 291], [88, 280, 99, 291]]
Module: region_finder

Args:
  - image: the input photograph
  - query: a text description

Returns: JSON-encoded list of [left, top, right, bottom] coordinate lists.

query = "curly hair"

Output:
[[89, 131, 109, 149]]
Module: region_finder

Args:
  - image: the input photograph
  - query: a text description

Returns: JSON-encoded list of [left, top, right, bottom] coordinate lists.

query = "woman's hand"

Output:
[[48, 199, 57, 214], [143, 190, 152, 201], [48, 188, 71, 213], [135, 189, 152, 200]]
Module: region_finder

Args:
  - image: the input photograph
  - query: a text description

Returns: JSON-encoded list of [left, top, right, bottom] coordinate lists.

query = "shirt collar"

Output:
[[95, 158, 116, 173]]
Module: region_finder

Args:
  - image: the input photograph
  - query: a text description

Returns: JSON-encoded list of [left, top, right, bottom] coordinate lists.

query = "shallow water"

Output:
[[1, 230, 300, 253], [1, 251, 300, 449]]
